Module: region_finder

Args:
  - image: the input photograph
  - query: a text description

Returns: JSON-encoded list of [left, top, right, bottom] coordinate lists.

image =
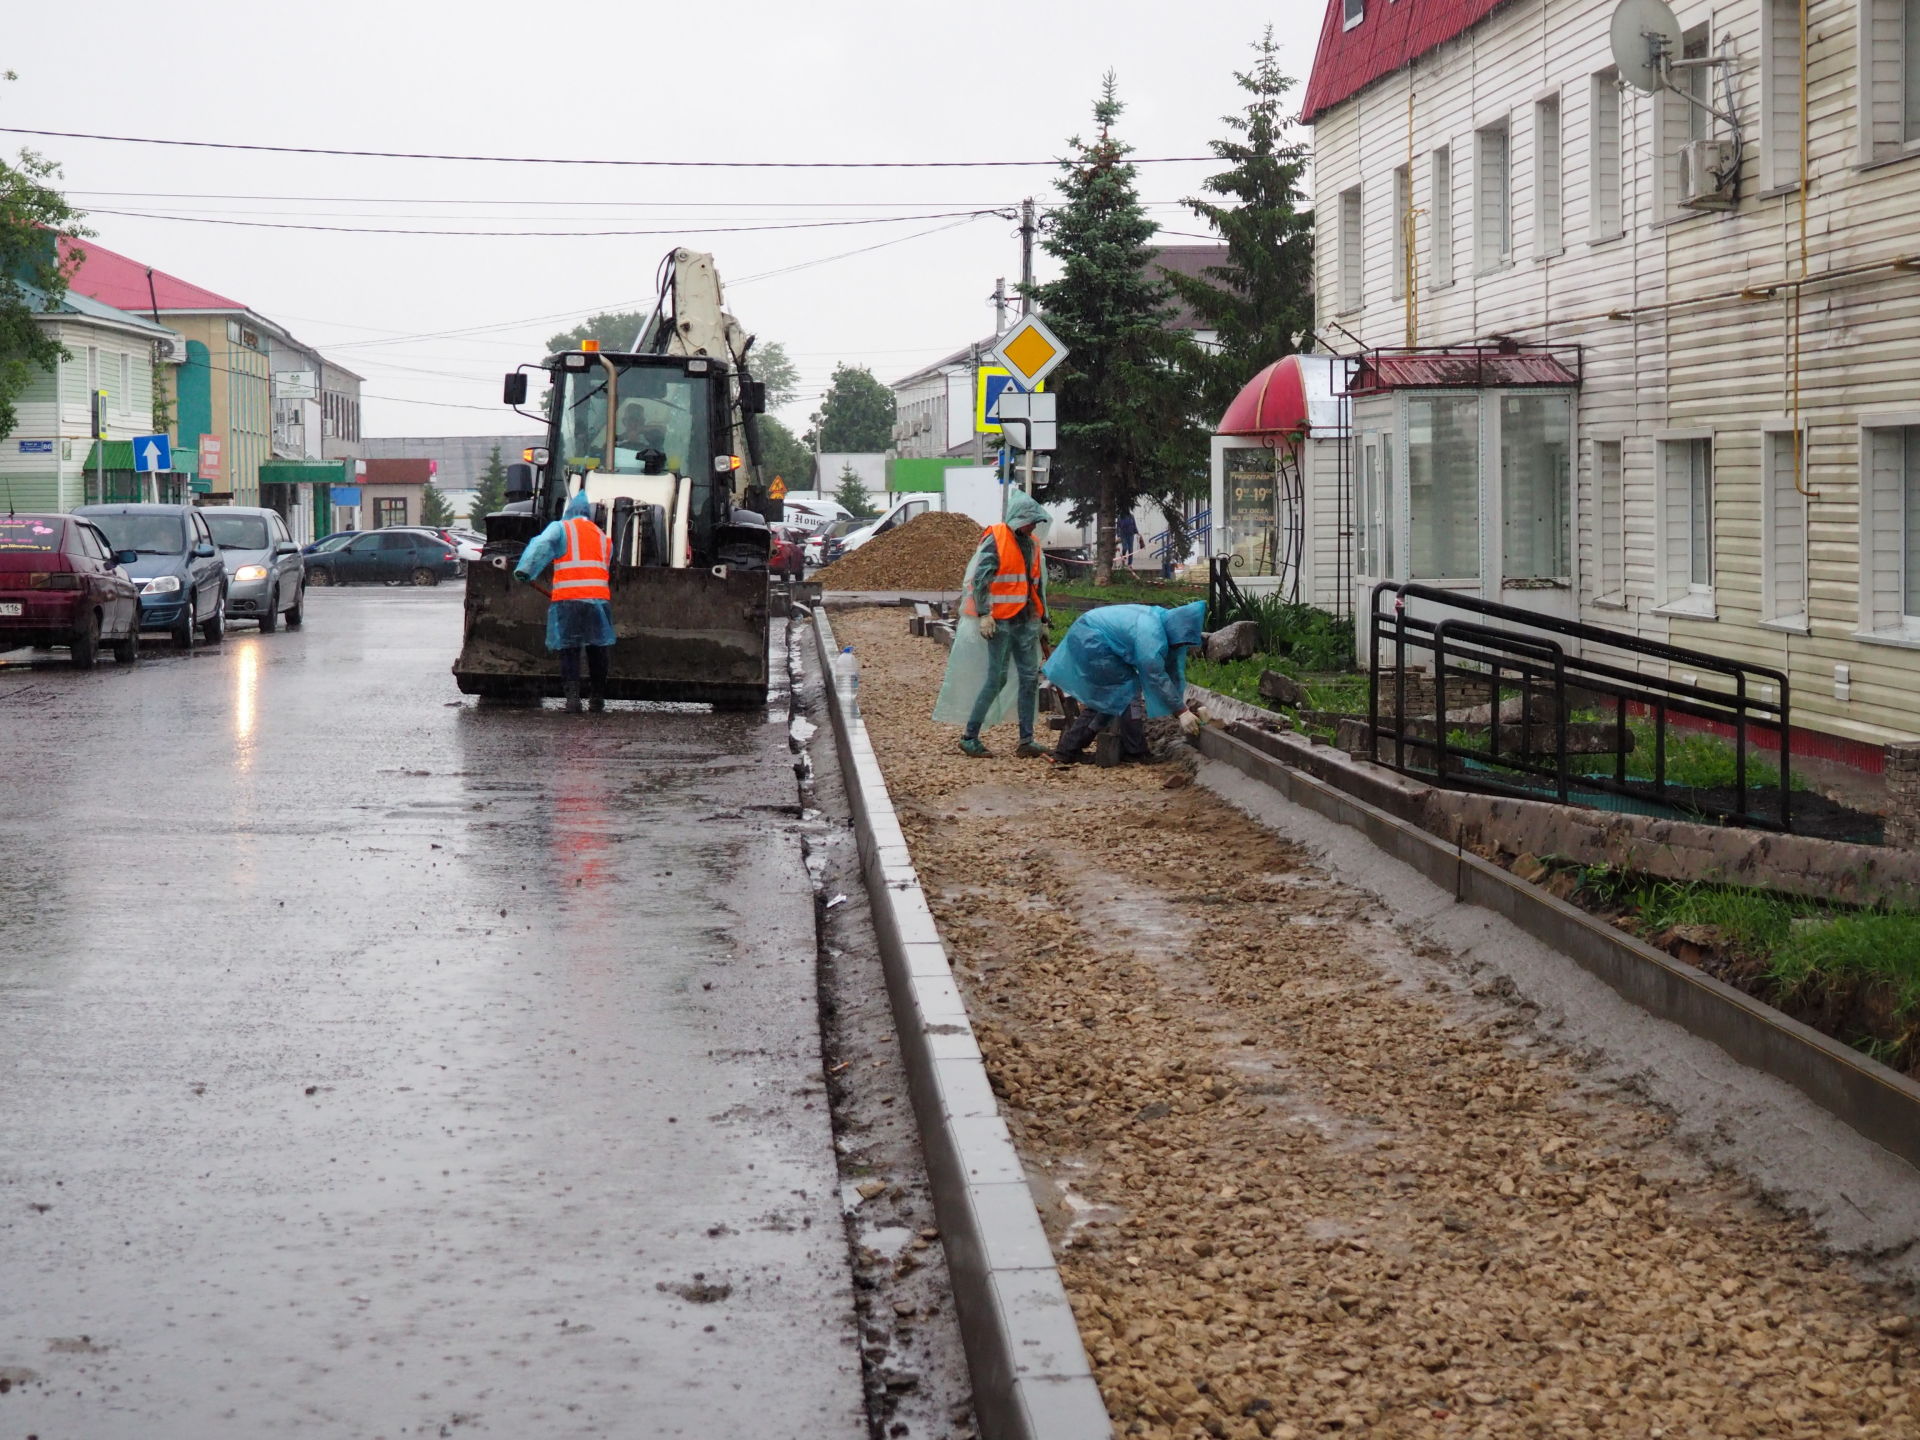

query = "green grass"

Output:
[[1571, 865, 1920, 1068], [1049, 576, 1205, 606], [1184, 655, 1369, 719], [1616, 719, 1802, 792]]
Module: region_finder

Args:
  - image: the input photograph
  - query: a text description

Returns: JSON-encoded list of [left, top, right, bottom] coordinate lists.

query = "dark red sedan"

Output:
[[768, 524, 807, 579], [0, 513, 142, 667]]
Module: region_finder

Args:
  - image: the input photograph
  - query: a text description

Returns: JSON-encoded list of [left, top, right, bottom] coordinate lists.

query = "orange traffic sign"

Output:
[[769, 475, 787, 500]]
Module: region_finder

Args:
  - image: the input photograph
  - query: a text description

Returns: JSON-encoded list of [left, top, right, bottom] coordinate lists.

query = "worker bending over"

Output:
[[514, 490, 616, 713], [1044, 600, 1211, 765], [957, 491, 1052, 759]]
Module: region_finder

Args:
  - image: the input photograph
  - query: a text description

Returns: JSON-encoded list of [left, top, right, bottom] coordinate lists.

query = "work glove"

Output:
[[978, 615, 997, 639], [1191, 704, 1214, 728], [1178, 710, 1201, 737]]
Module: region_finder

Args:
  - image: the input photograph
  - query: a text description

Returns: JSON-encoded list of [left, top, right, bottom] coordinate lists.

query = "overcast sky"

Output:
[[4, 1, 1320, 440]]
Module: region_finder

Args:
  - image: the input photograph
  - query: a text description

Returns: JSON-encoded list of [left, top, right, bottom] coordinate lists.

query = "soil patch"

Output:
[[814, 511, 983, 592]]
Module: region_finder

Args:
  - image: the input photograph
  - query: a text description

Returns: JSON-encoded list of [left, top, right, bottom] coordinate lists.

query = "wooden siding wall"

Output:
[[0, 320, 159, 512], [1310, 0, 1920, 747]]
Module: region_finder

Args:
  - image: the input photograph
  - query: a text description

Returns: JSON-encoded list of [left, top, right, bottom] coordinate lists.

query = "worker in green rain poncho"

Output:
[[932, 492, 1052, 758], [1043, 601, 1212, 765]]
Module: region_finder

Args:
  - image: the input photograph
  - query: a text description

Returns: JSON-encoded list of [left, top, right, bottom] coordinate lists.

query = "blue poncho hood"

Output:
[[563, 489, 595, 521]]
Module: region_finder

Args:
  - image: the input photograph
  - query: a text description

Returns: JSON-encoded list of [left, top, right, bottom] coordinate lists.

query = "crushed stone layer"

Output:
[[833, 605, 1918, 1440]]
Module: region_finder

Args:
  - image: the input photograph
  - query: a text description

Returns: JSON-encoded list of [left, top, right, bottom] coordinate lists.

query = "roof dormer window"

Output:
[[1344, 0, 1365, 27]]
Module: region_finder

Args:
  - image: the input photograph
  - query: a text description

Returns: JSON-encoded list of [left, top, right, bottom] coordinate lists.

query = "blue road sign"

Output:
[[982, 373, 1024, 424], [133, 434, 172, 473]]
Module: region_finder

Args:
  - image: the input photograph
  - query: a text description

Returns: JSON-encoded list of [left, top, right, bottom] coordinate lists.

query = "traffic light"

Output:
[[91, 389, 109, 441]]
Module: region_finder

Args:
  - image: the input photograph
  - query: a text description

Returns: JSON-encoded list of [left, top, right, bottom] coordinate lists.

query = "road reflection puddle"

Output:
[[233, 640, 260, 769]]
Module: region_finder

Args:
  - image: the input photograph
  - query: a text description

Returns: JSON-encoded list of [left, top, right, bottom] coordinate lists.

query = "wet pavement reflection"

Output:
[[0, 588, 860, 1437]]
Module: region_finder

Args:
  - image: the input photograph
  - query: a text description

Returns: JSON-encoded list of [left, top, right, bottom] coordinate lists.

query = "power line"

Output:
[[67, 187, 1204, 212], [82, 205, 1002, 239], [5, 125, 1212, 169]]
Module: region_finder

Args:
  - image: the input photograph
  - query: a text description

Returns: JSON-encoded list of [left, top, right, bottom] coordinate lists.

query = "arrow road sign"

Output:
[[992, 391, 1057, 451], [133, 434, 172, 473]]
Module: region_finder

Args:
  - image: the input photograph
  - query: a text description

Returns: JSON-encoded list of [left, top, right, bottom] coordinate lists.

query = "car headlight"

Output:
[[234, 565, 269, 582], [141, 575, 182, 595]]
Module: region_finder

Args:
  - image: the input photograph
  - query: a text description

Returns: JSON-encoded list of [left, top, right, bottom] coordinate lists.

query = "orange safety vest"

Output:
[[960, 523, 1043, 621], [551, 516, 611, 602]]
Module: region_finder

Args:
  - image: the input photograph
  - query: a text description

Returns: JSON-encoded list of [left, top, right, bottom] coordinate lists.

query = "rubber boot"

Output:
[[587, 689, 606, 714], [563, 680, 583, 713]]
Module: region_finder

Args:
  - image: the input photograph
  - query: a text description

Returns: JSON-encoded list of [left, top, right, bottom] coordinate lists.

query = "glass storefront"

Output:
[[1499, 392, 1573, 581], [1406, 394, 1481, 580]]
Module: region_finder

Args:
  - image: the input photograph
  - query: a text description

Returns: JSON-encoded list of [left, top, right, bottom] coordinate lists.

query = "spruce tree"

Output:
[[833, 463, 876, 519], [467, 445, 508, 526], [1162, 28, 1316, 422], [1028, 75, 1201, 583], [419, 481, 454, 528]]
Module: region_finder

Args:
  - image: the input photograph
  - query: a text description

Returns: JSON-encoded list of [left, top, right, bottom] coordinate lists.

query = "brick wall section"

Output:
[[1887, 743, 1920, 851]]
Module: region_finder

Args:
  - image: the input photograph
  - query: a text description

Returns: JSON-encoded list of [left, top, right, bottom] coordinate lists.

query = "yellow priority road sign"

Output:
[[989, 313, 1069, 390]]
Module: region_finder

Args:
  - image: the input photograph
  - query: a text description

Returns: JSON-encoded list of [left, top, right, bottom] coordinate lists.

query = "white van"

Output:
[[780, 495, 856, 535]]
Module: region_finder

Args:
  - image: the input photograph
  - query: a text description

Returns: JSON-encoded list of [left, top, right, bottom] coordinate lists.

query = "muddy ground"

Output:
[[834, 605, 1917, 1440]]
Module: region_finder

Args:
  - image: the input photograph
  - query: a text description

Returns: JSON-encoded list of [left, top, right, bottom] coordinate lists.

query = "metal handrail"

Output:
[[1367, 580, 1793, 830]]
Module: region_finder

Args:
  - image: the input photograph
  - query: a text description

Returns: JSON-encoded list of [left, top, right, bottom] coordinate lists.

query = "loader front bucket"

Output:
[[454, 560, 770, 707]]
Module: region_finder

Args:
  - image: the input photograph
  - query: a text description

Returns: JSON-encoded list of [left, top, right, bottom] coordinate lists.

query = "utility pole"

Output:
[[991, 277, 1008, 335], [1018, 198, 1036, 316], [970, 341, 984, 466]]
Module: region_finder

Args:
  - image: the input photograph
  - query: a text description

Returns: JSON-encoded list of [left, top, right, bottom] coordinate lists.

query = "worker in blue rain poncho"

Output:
[[932, 491, 1053, 757], [1043, 600, 1213, 765], [513, 489, 617, 714]]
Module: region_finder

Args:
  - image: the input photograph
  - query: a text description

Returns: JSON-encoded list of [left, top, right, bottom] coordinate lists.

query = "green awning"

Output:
[[260, 461, 350, 484], [83, 440, 201, 473]]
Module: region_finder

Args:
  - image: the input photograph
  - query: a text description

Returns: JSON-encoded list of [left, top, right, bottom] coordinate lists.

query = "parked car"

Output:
[[447, 528, 485, 563], [769, 524, 807, 579], [840, 497, 934, 555], [0, 513, 141, 667], [303, 530, 357, 556], [203, 506, 306, 632], [803, 517, 860, 569], [74, 503, 228, 647], [304, 528, 463, 586]]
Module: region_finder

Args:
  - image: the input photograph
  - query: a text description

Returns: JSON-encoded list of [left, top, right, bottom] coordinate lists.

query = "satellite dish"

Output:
[[1609, 0, 1681, 93]]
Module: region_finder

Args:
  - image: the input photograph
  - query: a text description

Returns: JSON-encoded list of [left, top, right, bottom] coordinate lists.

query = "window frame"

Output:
[[1338, 185, 1365, 314], [1655, 431, 1716, 615], [1759, 0, 1806, 190], [1474, 120, 1512, 271], [1858, 0, 1920, 161], [1760, 423, 1811, 630], [1391, 164, 1412, 300], [1857, 413, 1920, 642], [1534, 93, 1563, 256], [1593, 437, 1627, 605], [1343, 0, 1365, 30], [1428, 145, 1455, 289], [1589, 70, 1625, 241]]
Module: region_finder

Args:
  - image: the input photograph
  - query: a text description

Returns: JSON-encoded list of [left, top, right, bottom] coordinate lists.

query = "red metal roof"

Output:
[[1348, 351, 1579, 393], [1301, 0, 1515, 124], [360, 459, 437, 485], [60, 235, 247, 314]]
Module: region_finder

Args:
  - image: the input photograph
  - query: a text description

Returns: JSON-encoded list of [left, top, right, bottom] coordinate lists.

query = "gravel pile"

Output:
[[834, 604, 1918, 1440], [814, 511, 984, 592]]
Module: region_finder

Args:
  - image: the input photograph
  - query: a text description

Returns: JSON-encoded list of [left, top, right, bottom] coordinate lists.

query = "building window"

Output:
[[1762, 428, 1809, 626], [1359, 432, 1396, 577], [118, 353, 132, 415], [1429, 146, 1454, 288], [1658, 436, 1714, 608], [1535, 95, 1563, 254], [1860, 0, 1920, 158], [1407, 395, 1481, 580], [1659, 27, 1711, 216], [1760, 0, 1805, 188], [1590, 71, 1624, 239], [1391, 165, 1412, 300], [1859, 423, 1920, 635], [1499, 393, 1572, 580], [1475, 121, 1510, 270], [1339, 186, 1365, 313], [1343, 0, 1364, 29], [1596, 440, 1625, 599], [376, 497, 408, 529]]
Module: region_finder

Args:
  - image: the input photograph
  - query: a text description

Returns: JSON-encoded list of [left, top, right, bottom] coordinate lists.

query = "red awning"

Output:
[[1348, 351, 1579, 394], [1217, 357, 1309, 437]]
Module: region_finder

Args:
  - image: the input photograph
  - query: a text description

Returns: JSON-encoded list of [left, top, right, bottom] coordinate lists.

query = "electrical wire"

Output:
[[81, 205, 1002, 239], [2, 125, 1210, 169]]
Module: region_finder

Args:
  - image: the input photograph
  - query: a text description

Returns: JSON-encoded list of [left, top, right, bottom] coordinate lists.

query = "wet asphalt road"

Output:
[[0, 587, 862, 1437]]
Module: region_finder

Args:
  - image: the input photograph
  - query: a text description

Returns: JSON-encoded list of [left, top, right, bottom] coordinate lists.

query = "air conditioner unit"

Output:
[[153, 334, 187, 363], [1679, 139, 1737, 209]]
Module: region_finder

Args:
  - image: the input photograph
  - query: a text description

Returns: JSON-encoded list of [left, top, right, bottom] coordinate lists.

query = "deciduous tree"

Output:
[[804, 364, 896, 453], [0, 76, 88, 443], [756, 416, 811, 494], [545, 311, 796, 406], [1027, 75, 1201, 583]]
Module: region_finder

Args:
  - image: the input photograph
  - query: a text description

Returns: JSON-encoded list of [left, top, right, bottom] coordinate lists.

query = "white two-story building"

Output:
[[1304, 0, 1920, 761]]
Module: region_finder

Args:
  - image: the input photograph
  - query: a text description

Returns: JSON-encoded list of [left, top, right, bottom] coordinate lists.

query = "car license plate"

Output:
[[0, 603, 20, 617]]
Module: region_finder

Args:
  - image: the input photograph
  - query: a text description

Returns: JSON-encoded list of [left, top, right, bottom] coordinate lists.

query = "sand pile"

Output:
[[814, 511, 985, 592]]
